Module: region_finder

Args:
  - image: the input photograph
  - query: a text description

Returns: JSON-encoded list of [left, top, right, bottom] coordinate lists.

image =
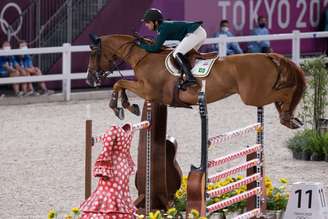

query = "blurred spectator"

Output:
[[0, 41, 26, 96], [248, 16, 272, 53], [214, 20, 243, 55], [15, 41, 54, 95]]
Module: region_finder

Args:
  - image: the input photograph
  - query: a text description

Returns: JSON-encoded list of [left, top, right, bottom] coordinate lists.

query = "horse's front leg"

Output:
[[109, 87, 125, 120], [109, 79, 144, 120], [121, 89, 140, 116]]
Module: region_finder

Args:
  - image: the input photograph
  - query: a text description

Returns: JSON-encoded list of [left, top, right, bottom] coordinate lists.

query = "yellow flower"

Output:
[[47, 209, 57, 219], [167, 208, 177, 216], [265, 180, 273, 189], [220, 181, 228, 186], [207, 184, 214, 191], [191, 209, 200, 218], [279, 178, 288, 184], [266, 188, 273, 197], [71, 207, 80, 215], [279, 186, 286, 190], [64, 214, 73, 219], [240, 185, 247, 192], [226, 176, 233, 183], [236, 175, 244, 180], [274, 193, 282, 201], [135, 213, 145, 219], [148, 212, 157, 219], [175, 189, 184, 199], [264, 176, 272, 182]]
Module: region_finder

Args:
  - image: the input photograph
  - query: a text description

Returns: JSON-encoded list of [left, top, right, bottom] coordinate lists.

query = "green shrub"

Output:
[[300, 56, 328, 131], [287, 130, 328, 157]]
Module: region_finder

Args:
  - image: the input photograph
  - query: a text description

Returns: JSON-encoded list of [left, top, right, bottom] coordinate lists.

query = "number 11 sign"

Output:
[[284, 182, 328, 219]]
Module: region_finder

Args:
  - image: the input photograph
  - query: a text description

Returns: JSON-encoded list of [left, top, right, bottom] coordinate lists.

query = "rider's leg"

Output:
[[174, 52, 196, 88], [173, 26, 207, 89]]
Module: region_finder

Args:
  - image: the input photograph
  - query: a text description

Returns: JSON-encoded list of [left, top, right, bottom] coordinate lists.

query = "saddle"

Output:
[[167, 49, 217, 69], [164, 49, 218, 78]]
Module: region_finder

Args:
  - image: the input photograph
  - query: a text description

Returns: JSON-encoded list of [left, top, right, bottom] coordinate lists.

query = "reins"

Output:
[[95, 38, 143, 80]]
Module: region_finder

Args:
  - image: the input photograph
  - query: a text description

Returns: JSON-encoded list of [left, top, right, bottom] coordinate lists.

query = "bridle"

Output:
[[90, 39, 137, 83]]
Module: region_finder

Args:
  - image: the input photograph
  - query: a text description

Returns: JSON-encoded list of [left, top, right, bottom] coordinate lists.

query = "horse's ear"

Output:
[[89, 33, 100, 45]]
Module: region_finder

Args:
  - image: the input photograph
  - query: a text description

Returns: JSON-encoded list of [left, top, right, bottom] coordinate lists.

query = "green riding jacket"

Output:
[[139, 20, 202, 52]]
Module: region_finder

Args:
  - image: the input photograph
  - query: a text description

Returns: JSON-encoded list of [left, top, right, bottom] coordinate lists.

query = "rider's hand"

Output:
[[133, 32, 142, 39], [134, 39, 143, 46], [133, 32, 145, 45]]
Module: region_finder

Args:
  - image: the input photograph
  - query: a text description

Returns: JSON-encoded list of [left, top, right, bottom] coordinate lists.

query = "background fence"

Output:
[[0, 30, 327, 101]]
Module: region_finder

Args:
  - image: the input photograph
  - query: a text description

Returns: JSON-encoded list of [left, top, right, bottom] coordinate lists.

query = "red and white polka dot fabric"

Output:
[[80, 123, 136, 219]]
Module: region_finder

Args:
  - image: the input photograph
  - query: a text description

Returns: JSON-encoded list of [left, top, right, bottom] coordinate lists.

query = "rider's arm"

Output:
[[139, 29, 168, 52]]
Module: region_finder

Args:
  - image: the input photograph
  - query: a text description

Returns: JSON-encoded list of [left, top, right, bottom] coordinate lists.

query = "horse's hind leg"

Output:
[[121, 89, 140, 116], [276, 88, 303, 129]]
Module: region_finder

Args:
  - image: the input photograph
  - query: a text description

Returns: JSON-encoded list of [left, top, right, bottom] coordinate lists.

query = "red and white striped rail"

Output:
[[232, 208, 261, 219], [208, 123, 261, 147], [208, 144, 262, 168], [132, 121, 150, 130], [208, 159, 260, 183], [207, 187, 262, 213], [207, 173, 261, 198], [92, 121, 150, 144]]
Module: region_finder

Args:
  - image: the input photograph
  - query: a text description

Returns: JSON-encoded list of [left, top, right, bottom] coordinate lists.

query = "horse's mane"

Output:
[[101, 34, 173, 54]]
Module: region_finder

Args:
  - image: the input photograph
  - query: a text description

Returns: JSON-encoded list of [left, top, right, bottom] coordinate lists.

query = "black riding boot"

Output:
[[175, 53, 197, 89]]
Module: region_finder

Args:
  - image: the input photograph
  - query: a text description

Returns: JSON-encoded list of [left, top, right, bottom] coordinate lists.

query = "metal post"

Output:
[[62, 43, 71, 101], [247, 107, 266, 219], [292, 30, 301, 64], [85, 119, 92, 199], [67, 0, 72, 43], [36, 0, 41, 67], [97, 0, 103, 11]]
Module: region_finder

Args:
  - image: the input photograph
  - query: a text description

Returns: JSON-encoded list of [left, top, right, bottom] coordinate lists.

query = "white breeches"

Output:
[[173, 26, 207, 58]]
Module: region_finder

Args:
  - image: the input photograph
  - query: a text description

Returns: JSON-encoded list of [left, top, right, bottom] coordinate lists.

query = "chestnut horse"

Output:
[[86, 34, 306, 129]]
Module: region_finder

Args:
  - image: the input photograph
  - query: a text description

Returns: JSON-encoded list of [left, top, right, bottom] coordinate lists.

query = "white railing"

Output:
[[0, 30, 327, 101]]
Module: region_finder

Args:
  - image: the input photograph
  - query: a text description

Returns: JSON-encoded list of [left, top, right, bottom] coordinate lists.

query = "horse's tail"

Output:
[[283, 56, 306, 114]]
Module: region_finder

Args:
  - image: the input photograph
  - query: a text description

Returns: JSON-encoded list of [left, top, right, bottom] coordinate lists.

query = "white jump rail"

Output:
[[208, 123, 261, 148], [0, 30, 327, 101], [208, 144, 262, 168], [207, 173, 261, 198], [207, 187, 262, 213], [208, 159, 260, 183]]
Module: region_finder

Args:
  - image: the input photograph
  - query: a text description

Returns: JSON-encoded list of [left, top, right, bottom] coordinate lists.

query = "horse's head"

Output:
[[86, 33, 118, 87]]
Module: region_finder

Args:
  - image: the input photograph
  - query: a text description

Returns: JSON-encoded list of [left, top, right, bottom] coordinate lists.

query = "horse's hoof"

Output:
[[114, 108, 125, 120], [293, 117, 304, 126], [281, 119, 302, 129], [131, 104, 140, 116]]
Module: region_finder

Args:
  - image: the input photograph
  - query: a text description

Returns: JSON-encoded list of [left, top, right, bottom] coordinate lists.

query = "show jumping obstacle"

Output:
[[84, 101, 182, 215], [187, 86, 266, 218], [84, 118, 150, 199]]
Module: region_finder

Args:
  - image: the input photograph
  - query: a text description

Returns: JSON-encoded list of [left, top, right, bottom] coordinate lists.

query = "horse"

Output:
[[86, 34, 306, 129]]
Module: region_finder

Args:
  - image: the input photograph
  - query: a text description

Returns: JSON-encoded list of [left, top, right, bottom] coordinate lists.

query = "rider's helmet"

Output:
[[142, 8, 163, 22]]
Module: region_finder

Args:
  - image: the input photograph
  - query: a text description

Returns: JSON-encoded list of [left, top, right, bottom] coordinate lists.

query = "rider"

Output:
[[137, 8, 207, 89]]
